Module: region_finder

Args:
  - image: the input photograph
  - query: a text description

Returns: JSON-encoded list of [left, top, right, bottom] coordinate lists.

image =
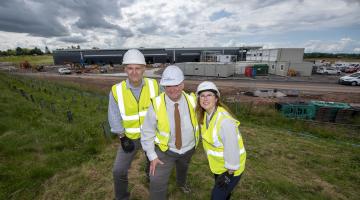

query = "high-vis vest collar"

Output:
[[201, 106, 246, 176], [112, 78, 159, 139], [152, 92, 199, 152]]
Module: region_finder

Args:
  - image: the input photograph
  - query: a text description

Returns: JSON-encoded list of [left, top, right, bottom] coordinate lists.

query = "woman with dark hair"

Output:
[[195, 81, 246, 200]]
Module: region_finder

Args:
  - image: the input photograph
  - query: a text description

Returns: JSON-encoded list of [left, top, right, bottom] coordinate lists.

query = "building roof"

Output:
[[53, 46, 262, 53]]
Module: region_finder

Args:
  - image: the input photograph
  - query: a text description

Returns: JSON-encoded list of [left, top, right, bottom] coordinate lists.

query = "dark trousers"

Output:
[[113, 139, 147, 200], [149, 147, 195, 200], [211, 174, 242, 200]]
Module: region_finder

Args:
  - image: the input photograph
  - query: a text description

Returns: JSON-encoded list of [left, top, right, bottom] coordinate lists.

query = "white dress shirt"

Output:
[[141, 94, 196, 161]]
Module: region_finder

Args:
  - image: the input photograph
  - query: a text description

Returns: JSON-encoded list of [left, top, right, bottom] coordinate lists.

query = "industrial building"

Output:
[[176, 48, 312, 77], [246, 48, 313, 76], [53, 47, 311, 77], [52, 47, 262, 65]]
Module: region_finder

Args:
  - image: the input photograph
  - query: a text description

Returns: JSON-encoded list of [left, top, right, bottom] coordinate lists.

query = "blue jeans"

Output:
[[211, 173, 242, 200]]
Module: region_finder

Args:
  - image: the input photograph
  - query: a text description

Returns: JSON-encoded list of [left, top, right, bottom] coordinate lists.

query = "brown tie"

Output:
[[174, 103, 182, 150]]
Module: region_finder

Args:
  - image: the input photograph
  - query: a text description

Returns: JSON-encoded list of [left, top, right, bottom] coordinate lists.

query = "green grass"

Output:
[[1, 72, 359, 199], [0, 55, 54, 66], [0, 72, 107, 199]]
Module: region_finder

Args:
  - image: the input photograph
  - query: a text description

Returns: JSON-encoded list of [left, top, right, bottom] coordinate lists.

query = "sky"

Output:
[[0, 0, 360, 53]]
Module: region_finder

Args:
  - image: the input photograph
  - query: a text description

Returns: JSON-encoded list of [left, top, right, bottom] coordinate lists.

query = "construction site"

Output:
[[1, 48, 360, 199], [2, 47, 360, 116]]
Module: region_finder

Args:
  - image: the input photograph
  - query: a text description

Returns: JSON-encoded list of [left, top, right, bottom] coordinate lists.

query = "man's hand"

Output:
[[120, 136, 135, 153], [149, 158, 164, 176], [215, 171, 234, 188]]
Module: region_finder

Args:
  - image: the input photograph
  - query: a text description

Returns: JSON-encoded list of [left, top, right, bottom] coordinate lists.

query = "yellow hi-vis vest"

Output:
[[201, 106, 246, 176], [151, 92, 199, 152], [111, 78, 159, 139]]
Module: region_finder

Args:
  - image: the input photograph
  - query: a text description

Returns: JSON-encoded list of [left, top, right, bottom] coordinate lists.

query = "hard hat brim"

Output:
[[197, 89, 220, 97], [123, 61, 146, 65], [160, 78, 184, 86]]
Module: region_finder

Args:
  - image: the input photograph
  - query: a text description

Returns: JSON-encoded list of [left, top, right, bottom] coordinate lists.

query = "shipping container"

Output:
[[184, 64, 194, 75], [193, 65, 205, 76], [205, 64, 216, 76], [216, 64, 234, 77], [177, 62, 234, 77]]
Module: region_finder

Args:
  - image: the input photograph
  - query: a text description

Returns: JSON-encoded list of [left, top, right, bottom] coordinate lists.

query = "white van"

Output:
[[338, 72, 360, 86]]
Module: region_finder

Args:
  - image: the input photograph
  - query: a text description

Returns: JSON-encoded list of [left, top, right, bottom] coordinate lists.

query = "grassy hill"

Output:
[[0, 72, 359, 199], [0, 73, 107, 199]]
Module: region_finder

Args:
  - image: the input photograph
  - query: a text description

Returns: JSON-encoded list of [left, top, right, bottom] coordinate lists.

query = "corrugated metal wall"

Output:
[[53, 47, 260, 65]]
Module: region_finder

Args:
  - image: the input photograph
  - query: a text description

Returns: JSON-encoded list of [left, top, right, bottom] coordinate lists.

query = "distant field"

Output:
[[0, 55, 54, 66], [1, 72, 359, 199]]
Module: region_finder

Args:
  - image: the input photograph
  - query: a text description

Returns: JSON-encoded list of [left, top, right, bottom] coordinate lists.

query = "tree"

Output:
[[6, 49, 16, 56], [16, 47, 23, 55], [22, 48, 31, 55], [45, 46, 51, 54], [30, 47, 44, 55]]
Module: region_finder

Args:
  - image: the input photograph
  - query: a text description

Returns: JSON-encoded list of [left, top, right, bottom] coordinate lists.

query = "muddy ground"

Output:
[[1, 63, 359, 105], [9, 72, 359, 106]]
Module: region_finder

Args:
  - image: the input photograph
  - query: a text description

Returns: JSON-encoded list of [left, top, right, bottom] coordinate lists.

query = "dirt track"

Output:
[[16, 72, 360, 104]]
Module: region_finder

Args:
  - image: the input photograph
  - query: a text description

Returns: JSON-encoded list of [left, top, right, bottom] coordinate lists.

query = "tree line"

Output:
[[304, 53, 360, 59], [0, 46, 51, 56]]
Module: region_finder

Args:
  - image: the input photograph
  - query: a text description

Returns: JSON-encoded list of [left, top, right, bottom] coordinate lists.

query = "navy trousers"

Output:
[[211, 173, 242, 200]]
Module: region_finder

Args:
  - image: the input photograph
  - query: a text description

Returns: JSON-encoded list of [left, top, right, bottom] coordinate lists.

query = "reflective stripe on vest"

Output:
[[212, 114, 222, 147], [148, 78, 155, 98], [116, 79, 157, 121], [112, 78, 159, 139], [206, 148, 246, 157], [201, 106, 246, 176], [152, 92, 199, 152]]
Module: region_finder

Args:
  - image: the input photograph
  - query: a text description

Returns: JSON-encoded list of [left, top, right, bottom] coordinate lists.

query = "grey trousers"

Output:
[[113, 138, 142, 200], [150, 147, 195, 200]]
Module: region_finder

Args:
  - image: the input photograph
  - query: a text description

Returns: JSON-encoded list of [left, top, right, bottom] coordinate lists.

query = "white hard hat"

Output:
[[196, 81, 220, 97], [122, 49, 146, 65], [160, 65, 184, 86]]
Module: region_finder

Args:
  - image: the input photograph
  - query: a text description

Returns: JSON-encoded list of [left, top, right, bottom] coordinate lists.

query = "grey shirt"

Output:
[[206, 110, 241, 171], [141, 94, 196, 161], [108, 79, 144, 137]]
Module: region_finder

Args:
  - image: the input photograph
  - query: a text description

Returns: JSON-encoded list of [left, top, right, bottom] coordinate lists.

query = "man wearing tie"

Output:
[[141, 65, 199, 200]]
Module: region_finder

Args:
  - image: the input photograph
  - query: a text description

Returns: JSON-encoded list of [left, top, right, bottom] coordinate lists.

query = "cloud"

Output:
[[57, 35, 88, 43], [0, 0, 69, 37], [0, 0, 360, 52], [0, 0, 133, 38], [304, 38, 360, 53]]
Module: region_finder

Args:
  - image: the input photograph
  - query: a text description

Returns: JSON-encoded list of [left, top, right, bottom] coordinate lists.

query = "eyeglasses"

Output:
[[199, 94, 215, 99]]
